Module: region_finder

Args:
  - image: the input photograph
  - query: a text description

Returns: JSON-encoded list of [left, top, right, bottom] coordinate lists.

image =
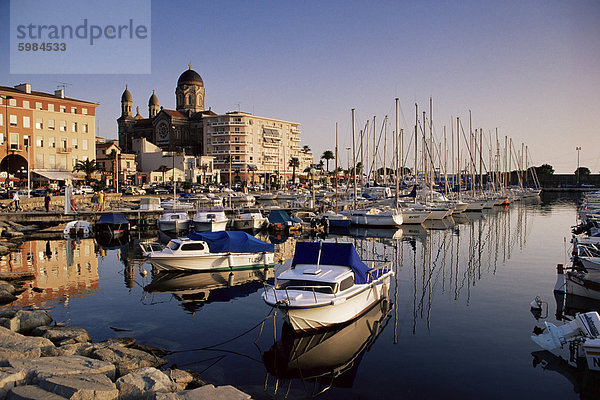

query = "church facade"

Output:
[[117, 65, 313, 184]]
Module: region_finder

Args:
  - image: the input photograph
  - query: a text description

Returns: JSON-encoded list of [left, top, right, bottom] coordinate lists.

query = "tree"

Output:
[[302, 145, 311, 154], [288, 157, 300, 184], [534, 164, 554, 175], [247, 164, 258, 184], [321, 150, 334, 172], [72, 159, 100, 184], [156, 165, 169, 184], [575, 166, 591, 176]]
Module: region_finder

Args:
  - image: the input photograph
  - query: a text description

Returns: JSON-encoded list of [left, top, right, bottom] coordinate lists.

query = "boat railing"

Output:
[[139, 240, 167, 255], [366, 261, 393, 283], [263, 283, 336, 304]]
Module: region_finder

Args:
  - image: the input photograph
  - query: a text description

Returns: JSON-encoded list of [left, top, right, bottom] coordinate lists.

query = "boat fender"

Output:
[[228, 253, 234, 268]]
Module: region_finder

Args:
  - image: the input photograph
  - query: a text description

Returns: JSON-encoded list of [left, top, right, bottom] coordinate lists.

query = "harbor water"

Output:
[[1, 193, 598, 399]]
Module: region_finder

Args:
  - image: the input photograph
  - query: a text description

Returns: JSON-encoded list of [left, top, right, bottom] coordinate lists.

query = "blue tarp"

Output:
[[268, 210, 292, 225], [291, 242, 372, 284], [187, 231, 274, 254], [97, 213, 129, 225]]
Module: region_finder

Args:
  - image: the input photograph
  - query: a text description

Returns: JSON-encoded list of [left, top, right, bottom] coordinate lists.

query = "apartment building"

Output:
[[0, 83, 98, 184]]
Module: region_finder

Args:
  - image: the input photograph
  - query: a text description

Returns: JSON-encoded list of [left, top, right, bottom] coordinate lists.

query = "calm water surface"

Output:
[[2, 193, 598, 399]]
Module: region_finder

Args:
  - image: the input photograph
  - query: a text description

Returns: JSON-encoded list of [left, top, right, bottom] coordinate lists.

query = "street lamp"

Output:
[[346, 147, 351, 172], [310, 168, 316, 209], [2, 95, 14, 187], [576, 146, 581, 187]]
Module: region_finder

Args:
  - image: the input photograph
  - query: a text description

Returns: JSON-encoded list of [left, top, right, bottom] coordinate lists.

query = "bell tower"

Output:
[[176, 63, 205, 115]]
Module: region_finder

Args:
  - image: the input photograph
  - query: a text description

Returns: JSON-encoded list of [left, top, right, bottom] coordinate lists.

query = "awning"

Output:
[[33, 170, 80, 181]]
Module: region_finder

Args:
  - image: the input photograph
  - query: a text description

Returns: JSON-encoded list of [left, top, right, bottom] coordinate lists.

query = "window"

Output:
[[35, 154, 44, 169], [82, 108, 87, 115], [82, 139, 88, 150], [48, 119, 55, 130], [71, 122, 77, 132], [35, 118, 43, 129], [9, 133, 19, 150], [71, 107, 77, 114], [59, 121, 66, 131], [23, 116, 30, 128], [9, 115, 17, 127], [48, 137, 55, 148], [72, 138, 78, 149], [0, 133, 3, 144], [36, 136, 43, 147], [49, 155, 56, 169], [22, 100, 29, 109], [59, 106, 66, 113], [48, 104, 54, 112], [339, 277, 354, 291], [8, 99, 16, 106], [60, 138, 67, 150], [82, 123, 88, 133], [0, 113, 2, 126], [181, 243, 205, 251]]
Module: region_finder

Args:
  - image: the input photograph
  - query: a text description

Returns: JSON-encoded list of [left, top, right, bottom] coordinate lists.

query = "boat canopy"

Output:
[[187, 231, 274, 254], [292, 242, 372, 284], [268, 210, 292, 224], [97, 213, 129, 225]]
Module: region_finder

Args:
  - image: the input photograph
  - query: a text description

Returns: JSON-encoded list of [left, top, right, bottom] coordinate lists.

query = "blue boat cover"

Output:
[[97, 213, 129, 225], [292, 242, 373, 284], [268, 210, 292, 224], [187, 231, 274, 253]]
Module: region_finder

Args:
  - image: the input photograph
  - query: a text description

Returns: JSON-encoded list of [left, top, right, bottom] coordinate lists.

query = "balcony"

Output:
[[290, 136, 300, 142], [210, 130, 248, 136], [56, 147, 72, 154], [263, 142, 279, 149]]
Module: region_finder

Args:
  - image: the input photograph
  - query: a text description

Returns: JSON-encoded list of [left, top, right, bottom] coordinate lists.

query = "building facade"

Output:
[[118, 65, 312, 185], [1, 84, 97, 184]]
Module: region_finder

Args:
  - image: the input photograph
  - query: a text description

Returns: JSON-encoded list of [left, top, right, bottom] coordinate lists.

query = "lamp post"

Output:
[[310, 168, 316, 209], [2, 96, 14, 187], [576, 146, 581, 187]]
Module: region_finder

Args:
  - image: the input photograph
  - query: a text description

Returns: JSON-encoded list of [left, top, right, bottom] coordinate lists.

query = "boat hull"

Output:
[[146, 251, 275, 272], [193, 220, 228, 232], [265, 273, 392, 332], [157, 220, 190, 233], [232, 218, 266, 231], [347, 212, 402, 227]]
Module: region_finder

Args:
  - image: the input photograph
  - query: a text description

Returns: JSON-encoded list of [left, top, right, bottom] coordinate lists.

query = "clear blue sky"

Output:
[[1, 0, 598, 173]]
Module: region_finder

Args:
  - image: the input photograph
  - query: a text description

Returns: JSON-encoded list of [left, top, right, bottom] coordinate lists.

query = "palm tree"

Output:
[[288, 157, 300, 184], [72, 159, 100, 184], [156, 165, 169, 184], [247, 164, 258, 184], [321, 150, 334, 172], [302, 145, 311, 154]]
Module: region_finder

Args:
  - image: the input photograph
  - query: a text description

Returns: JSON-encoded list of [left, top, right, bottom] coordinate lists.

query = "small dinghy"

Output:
[[63, 221, 93, 238]]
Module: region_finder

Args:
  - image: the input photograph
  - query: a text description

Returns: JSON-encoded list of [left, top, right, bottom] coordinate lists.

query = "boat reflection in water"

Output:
[[143, 268, 273, 313], [262, 299, 392, 397]]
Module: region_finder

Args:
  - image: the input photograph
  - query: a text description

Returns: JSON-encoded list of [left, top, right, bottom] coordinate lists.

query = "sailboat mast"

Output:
[[335, 122, 338, 213], [457, 117, 461, 200], [415, 104, 419, 204], [352, 108, 357, 209], [395, 98, 400, 206], [384, 116, 387, 186]]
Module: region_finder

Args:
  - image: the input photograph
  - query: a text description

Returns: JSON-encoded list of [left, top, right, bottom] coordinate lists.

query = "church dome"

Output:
[[121, 85, 132, 102], [148, 90, 159, 106], [177, 64, 203, 86]]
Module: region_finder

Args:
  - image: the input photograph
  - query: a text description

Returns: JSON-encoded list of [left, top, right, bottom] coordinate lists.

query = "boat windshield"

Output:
[[276, 279, 336, 294], [167, 241, 180, 251]]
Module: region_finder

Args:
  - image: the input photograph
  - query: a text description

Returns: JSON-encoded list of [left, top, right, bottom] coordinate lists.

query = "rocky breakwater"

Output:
[[0, 307, 250, 399]]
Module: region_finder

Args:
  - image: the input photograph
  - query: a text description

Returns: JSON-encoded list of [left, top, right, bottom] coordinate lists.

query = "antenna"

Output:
[[56, 82, 72, 95]]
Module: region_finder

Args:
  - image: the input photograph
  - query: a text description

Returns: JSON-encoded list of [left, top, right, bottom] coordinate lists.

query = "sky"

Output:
[[1, 0, 599, 174]]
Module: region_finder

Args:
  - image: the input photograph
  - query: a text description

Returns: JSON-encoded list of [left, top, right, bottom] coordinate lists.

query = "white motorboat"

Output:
[[157, 211, 191, 233], [399, 207, 431, 224], [262, 241, 393, 331], [140, 231, 275, 272], [192, 209, 228, 232], [63, 220, 93, 238], [555, 265, 600, 301], [319, 211, 351, 229], [531, 311, 600, 371], [341, 208, 402, 227], [231, 210, 267, 232]]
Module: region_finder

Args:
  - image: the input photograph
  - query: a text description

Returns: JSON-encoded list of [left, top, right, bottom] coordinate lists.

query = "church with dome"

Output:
[[117, 65, 313, 184], [117, 64, 216, 156]]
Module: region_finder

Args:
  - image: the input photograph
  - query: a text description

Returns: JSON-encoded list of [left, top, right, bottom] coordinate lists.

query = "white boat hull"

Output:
[[557, 271, 600, 301], [347, 212, 402, 227], [193, 219, 228, 232], [157, 220, 190, 233], [400, 210, 430, 224], [147, 251, 274, 272], [265, 274, 392, 332], [232, 218, 266, 231]]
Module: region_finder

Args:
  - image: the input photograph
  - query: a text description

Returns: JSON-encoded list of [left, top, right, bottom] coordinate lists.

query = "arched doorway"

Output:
[[0, 154, 28, 185]]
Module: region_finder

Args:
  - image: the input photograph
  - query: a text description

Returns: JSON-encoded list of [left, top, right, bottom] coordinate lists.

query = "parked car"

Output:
[[79, 185, 94, 194], [124, 186, 146, 195]]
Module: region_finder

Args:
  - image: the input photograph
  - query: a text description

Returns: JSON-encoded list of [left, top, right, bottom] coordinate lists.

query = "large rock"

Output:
[[38, 373, 118, 400], [8, 355, 116, 384], [115, 367, 177, 400], [32, 326, 90, 345], [166, 369, 194, 391], [0, 367, 26, 399], [2, 311, 53, 334], [0, 327, 55, 363], [90, 345, 168, 377], [54, 343, 94, 357], [0, 290, 17, 305], [7, 385, 67, 399], [0, 282, 17, 295]]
